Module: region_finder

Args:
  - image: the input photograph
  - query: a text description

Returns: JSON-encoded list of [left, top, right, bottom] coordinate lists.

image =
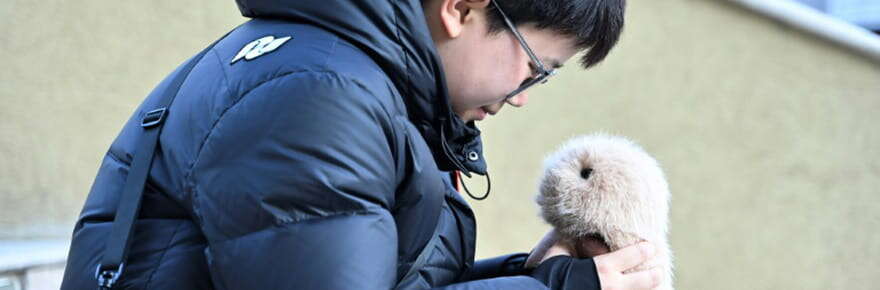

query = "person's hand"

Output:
[[525, 229, 569, 268], [525, 229, 611, 268], [526, 229, 663, 289], [593, 242, 663, 289]]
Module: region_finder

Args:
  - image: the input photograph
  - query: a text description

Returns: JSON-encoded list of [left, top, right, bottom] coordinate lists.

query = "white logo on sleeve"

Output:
[[230, 35, 292, 64]]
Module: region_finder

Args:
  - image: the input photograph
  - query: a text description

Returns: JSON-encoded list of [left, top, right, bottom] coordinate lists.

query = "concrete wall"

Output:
[[0, 1, 245, 238], [1, 0, 878, 289], [474, 1, 880, 289]]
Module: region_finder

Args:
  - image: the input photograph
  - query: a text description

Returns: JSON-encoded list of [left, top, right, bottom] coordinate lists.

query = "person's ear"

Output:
[[437, 0, 491, 38]]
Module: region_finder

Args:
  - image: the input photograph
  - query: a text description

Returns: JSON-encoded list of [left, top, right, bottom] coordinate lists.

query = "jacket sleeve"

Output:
[[527, 256, 602, 290], [460, 253, 532, 281], [446, 254, 601, 290], [190, 71, 403, 290]]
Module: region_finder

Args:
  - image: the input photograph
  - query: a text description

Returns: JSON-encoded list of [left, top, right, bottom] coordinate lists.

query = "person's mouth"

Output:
[[474, 107, 499, 121]]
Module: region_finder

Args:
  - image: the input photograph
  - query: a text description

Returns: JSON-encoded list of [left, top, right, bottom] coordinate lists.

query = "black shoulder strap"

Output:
[[95, 32, 230, 290], [395, 174, 457, 289], [396, 219, 444, 289]]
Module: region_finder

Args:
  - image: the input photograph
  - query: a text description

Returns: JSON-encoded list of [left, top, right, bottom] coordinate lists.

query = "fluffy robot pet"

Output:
[[526, 134, 673, 289]]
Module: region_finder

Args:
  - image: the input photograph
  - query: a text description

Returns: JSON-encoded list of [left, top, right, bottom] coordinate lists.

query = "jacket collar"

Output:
[[236, 0, 487, 175]]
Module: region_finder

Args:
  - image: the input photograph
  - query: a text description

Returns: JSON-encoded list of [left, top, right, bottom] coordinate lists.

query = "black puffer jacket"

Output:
[[61, 0, 599, 289]]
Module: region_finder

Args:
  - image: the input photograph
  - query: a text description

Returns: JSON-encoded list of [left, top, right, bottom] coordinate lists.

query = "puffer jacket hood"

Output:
[[236, 0, 487, 175]]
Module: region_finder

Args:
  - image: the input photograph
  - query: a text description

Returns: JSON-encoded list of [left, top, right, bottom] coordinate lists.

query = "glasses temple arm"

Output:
[[490, 0, 551, 73]]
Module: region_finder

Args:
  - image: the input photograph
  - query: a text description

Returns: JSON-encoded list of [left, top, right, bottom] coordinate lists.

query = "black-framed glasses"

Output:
[[490, 0, 557, 100]]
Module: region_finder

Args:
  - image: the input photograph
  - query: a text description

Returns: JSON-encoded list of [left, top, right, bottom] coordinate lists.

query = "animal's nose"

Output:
[[580, 168, 593, 179]]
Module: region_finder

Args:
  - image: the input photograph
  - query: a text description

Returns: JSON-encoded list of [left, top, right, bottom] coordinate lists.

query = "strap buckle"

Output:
[[141, 108, 167, 128], [95, 263, 125, 289]]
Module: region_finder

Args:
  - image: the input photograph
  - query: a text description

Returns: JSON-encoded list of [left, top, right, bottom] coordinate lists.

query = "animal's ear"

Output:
[[580, 168, 593, 179]]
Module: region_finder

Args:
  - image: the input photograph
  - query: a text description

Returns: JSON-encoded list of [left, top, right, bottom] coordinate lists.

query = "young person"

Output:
[[62, 0, 662, 289]]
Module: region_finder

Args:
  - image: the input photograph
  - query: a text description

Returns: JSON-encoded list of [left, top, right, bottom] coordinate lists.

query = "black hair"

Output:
[[422, 0, 626, 69], [486, 0, 626, 69]]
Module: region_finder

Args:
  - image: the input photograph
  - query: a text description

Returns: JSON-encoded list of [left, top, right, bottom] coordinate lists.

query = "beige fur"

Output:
[[537, 133, 673, 289]]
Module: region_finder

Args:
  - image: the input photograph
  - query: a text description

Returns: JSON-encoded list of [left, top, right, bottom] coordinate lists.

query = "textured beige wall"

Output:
[[0, 2, 245, 238], [474, 1, 880, 289], [1, 0, 878, 289]]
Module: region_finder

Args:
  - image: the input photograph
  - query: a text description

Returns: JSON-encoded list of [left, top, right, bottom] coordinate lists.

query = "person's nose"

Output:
[[506, 92, 529, 107]]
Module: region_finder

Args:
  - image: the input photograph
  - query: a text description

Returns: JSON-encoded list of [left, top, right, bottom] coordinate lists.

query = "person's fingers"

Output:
[[594, 242, 655, 272], [620, 266, 663, 290]]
